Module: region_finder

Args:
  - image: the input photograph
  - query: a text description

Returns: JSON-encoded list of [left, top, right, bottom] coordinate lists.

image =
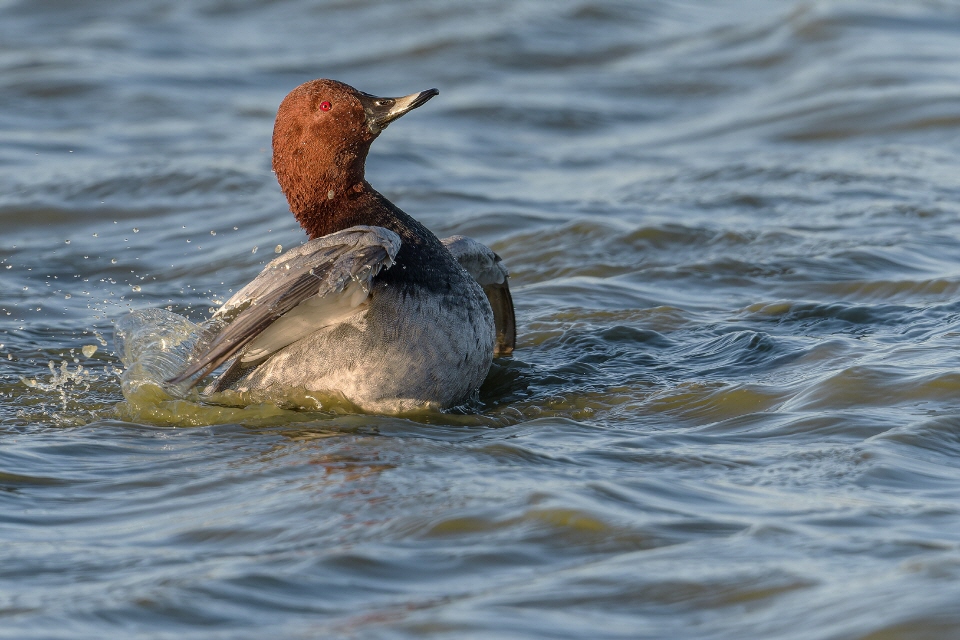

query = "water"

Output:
[[4, 0, 960, 637]]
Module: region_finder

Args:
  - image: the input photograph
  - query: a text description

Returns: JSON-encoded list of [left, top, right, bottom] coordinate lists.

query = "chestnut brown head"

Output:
[[271, 79, 438, 219]]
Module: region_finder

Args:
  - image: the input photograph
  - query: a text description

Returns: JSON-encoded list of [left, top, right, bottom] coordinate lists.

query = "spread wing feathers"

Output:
[[483, 280, 516, 357], [168, 225, 401, 386], [442, 235, 516, 356]]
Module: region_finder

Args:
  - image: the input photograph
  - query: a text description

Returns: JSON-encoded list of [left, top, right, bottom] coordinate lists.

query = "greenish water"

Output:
[[4, 1, 960, 637]]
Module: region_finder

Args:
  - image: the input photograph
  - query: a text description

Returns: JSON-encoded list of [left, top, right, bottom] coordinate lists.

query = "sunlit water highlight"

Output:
[[4, 0, 960, 638]]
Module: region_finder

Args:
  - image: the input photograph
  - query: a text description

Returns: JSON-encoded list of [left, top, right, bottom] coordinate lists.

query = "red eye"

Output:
[[319, 101, 331, 111]]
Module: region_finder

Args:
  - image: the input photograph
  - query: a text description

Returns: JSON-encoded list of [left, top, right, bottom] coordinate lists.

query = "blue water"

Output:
[[4, 1, 960, 637]]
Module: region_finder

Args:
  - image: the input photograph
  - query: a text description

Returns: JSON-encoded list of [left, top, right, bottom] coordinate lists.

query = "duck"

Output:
[[167, 79, 515, 413]]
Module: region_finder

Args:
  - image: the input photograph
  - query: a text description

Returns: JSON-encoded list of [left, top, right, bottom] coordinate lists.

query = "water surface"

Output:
[[4, 0, 960, 638]]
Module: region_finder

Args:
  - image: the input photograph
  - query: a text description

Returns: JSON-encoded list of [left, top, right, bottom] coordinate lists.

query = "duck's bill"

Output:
[[359, 88, 439, 134]]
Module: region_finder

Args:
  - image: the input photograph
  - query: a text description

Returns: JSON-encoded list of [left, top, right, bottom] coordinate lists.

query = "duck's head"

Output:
[[272, 78, 438, 219]]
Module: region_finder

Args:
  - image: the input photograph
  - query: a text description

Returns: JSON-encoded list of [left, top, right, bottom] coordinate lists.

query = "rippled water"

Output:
[[5, 0, 960, 637]]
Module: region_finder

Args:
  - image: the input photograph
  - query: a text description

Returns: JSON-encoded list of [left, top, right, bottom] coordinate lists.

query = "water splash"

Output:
[[20, 359, 97, 414], [114, 308, 218, 402]]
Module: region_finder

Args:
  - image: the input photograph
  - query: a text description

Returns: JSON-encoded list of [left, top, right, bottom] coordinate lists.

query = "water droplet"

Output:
[[210, 230, 216, 235], [64, 239, 71, 244], [252, 246, 258, 254], [131, 285, 141, 292], [64, 294, 72, 299], [92, 233, 98, 237], [275, 244, 282, 254], [133, 228, 139, 233], [111, 258, 117, 264], [81, 345, 97, 358], [5, 265, 10, 269]]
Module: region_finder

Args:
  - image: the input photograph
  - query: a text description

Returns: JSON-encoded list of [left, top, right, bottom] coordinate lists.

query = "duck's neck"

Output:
[[273, 134, 378, 240], [288, 179, 376, 240]]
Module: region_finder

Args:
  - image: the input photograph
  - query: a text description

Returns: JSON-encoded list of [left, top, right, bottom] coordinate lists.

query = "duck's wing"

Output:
[[442, 235, 516, 356], [168, 225, 401, 387]]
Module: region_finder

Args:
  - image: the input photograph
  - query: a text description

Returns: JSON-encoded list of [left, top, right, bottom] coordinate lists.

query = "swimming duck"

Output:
[[168, 79, 515, 412]]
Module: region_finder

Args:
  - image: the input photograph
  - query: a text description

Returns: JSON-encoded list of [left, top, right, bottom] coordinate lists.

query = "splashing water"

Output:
[[114, 308, 214, 402], [19, 359, 99, 422]]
